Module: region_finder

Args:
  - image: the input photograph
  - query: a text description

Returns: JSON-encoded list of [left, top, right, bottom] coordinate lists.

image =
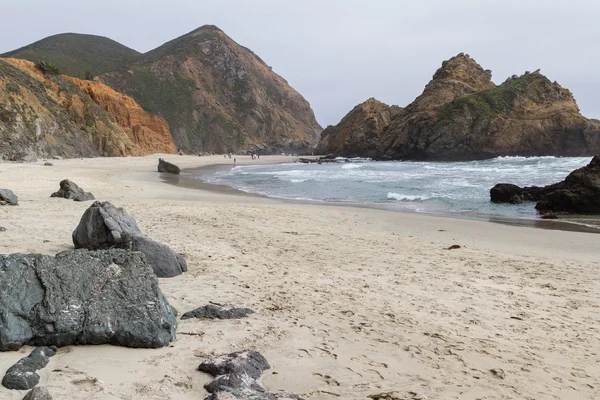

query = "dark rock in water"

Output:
[[43, 162, 53, 167], [182, 304, 254, 320], [0, 188, 18, 205], [50, 179, 95, 202], [540, 213, 558, 220], [23, 387, 53, 400], [72, 201, 187, 277], [199, 350, 304, 399], [490, 156, 600, 214], [158, 158, 181, 174], [2, 347, 55, 390], [0, 249, 177, 351]]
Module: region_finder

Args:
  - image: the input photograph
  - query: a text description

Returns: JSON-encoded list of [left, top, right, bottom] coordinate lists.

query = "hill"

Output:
[[1, 33, 140, 79], [0, 58, 175, 160], [318, 53, 600, 160]]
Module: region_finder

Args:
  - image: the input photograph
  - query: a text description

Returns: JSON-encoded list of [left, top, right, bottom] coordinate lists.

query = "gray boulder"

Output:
[[0, 249, 177, 352], [158, 159, 181, 174], [182, 304, 254, 320], [43, 162, 53, 167], [72, 201, 187, 277], [23, 387, 53, 400], [0, 188, 18, 205], [2, 347, 55, 390], [50, 179, 95, 202], [199, 351, 304, 400]]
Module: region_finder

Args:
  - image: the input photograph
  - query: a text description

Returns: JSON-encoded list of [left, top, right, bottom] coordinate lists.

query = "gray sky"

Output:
[[2, 0, 599, 126]]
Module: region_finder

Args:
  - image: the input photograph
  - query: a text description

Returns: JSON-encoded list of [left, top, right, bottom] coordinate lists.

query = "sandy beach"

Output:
[[1, 154, 599, 400]]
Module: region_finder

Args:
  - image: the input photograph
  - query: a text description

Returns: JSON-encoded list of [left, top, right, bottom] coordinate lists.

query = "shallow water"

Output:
[[199, 156, 600, 230]]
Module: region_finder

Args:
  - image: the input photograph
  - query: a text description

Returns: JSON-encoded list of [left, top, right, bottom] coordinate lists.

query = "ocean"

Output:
[[197, 156, 600, 231]]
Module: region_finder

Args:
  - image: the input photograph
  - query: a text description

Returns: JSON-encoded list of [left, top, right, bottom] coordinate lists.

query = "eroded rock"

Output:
[[2, 347, 55, 390], [72, 201, 187, 277], [182, 304, 254, 320], [0, 249, 177, 351], [50, 179, 95, 201], [0, 188, 18, 205], [158, 158, 181, 174]]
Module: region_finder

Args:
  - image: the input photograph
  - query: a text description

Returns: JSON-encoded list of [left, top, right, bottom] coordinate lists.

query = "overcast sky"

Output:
[[1, 0, 598, 126]]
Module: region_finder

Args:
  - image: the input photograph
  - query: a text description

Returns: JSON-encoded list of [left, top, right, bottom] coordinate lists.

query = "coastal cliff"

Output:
[[319, 53, 600, 160], [100, 25, 322, 154], [0, 58, 176, 160]]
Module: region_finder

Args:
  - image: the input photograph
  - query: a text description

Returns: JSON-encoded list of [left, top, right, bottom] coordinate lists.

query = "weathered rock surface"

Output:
[[72, 201, 187, 277], [199, 350, 303, 400], [100, 25, 321, 154], [317, 53, 600, 160], [50, 179, 95, 201], [316, 98, 401, 158], [0, 58, 176, 160], [158, 158, 181, 174], [0, 249, 177, 351], [490, 156, 600, 214], [22, 387, 53, 400], [181, 304, 254, 320], [0, 188, 18, 205], [2, 347, 55, 390]]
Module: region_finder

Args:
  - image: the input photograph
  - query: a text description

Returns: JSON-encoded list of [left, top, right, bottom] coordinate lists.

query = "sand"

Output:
[[0, 154, 599, 400]]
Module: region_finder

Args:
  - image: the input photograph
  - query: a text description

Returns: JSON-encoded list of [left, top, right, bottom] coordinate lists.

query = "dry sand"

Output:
[[0, 154, 599, 400]]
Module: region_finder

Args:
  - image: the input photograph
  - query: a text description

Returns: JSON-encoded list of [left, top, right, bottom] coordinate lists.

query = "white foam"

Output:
[[290, 179, 307, 183], [341, 164, 364, 170], [387, 192, 429, 201]]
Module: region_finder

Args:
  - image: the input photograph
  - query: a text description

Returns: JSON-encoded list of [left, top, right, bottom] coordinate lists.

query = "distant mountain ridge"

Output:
[[2, 26, 322, 155], [318, 53, 600, 161]]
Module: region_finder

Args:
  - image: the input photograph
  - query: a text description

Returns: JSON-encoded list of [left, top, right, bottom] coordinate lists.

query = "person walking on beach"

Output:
[[234, 158, 236, 164]]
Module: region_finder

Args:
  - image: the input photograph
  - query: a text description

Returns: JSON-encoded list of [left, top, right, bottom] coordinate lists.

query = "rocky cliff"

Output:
[[100, 25, 321, 154], [319, 53, 600, 160], [316, 98, 401, 157], [0, 58, 175, 160]]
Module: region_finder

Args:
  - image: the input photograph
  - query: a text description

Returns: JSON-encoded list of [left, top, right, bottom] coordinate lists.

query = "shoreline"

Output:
[[168, 162, 600, 235]]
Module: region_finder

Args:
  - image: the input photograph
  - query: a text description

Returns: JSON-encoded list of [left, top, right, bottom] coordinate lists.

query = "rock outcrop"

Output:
[[317, 53, 600, 160], [181, 304, 254, 320], [316, 98, 401, 158], [199, 350, 303, 400], [158, 158, 181, 174], [0, 249, 177, 351], [490, 156, 600, 214], [72, 201, 187, 277], [0, 58, 176, 160], [0, 188, 18, 205], [2, 347, 56, 390], [100, 25, 321, 154], [50, 179, 95, 201]]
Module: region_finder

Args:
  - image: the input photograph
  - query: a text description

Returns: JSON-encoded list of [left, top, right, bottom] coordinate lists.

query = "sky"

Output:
[[1, 0, 599, 127]]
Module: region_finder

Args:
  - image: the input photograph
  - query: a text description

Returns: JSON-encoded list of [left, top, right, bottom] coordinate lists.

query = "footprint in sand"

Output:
[[351, 355, 388, 368], [313, 372, 341, 386]]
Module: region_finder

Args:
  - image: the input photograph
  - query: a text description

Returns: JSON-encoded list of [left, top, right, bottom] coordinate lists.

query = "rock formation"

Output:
[[100, 25, 321, 154], [318, 53, 600, 160], [72, 201, 187, 277], [23, 387, 53, 400], [0, 58, 176, 160], [158, 158, 181, 174], [2, 347, 56, 390], [0, 188, 18, 205], [0, 249, 177, 351], [316, 98, 401, 158], [181, 304, 254, 320], [50, 179, 95, 201], [490, 156, 600, 214], [199, 350, 303, 400]]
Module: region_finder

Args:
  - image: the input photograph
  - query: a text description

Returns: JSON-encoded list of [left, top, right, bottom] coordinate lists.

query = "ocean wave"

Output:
[[387, 192, 430, 201], [341, 164, 364, 170], [290, 179, 307, 183]]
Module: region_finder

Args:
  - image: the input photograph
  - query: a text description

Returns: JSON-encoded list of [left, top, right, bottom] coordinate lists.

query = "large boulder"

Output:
[[72, 201, 187, 277], [0, 249, 177, 351], [0, 188, 18, 205], [50, 179, 95, 201], [199, 350, 303, 400], [2, 347, 55, 390], [490, 156, 600, 214], [158, 159, 181, 175]]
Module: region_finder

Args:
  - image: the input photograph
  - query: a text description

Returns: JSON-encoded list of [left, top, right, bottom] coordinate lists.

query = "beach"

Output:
[[1, 154, 599, 400]]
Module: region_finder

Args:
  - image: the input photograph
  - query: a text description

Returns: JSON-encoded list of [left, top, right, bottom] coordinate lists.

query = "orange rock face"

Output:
[[65, 77, 176, 154]]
